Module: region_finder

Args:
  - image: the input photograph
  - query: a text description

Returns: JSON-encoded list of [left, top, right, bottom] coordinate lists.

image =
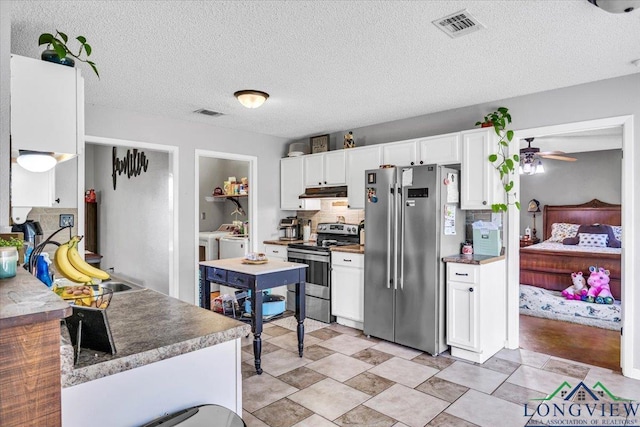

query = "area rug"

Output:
[[519, 284, 621, 331], [270, 315, 329, 333]]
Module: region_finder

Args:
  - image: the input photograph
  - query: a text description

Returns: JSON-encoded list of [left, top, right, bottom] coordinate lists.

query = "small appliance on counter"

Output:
[[12, 220, 43, 248], [279, 217, 300, 241]]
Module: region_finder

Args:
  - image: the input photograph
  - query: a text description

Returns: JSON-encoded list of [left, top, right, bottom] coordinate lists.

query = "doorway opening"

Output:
[[80, 135, 179, 297], [507, 115, 635, 377], [194, 150, 258, 304]]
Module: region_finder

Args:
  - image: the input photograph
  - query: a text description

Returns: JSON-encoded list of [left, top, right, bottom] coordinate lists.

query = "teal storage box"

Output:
[[473, 228, 501, 256]]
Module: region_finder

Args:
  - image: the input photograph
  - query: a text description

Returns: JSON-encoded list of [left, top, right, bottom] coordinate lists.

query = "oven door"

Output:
[[287, 249, 330, 299]]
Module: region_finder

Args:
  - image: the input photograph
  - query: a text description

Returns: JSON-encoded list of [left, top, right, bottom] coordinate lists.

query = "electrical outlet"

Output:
[[201, 212, 206, 220], [60, 214, 74, 227]]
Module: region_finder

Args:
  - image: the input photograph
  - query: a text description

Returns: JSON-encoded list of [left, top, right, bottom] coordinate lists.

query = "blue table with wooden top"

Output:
[[199, 257, 307, 374]]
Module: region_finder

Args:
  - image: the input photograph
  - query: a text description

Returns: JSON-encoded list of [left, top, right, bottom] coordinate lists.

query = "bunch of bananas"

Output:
[[54, 236, 110, 284]]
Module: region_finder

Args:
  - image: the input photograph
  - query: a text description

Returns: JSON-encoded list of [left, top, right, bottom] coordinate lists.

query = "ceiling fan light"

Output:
[[16, 150, 57, 172], [519, 163, 524, 175], [234, 90, 269, 109], [535, 159, 545, 174], [522, 161, 532, 175]]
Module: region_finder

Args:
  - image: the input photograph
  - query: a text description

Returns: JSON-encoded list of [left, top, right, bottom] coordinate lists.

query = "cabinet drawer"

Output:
[[264, 245, 287, 259], [447, 263, 477, 284], [227, 272, 251, 288], [206, 268, 227, 283], [332, 253, 364, 268]]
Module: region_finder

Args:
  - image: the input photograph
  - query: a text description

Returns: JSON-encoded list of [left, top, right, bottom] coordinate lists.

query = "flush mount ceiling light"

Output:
[[234, 90, 269, 109], [16, 150, 57, 172]]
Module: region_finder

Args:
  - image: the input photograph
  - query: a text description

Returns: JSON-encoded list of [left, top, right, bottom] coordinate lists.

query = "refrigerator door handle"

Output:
[[386, 184, 393, 289], [399, 186, 405, 290], [393, 185, 399, 290]]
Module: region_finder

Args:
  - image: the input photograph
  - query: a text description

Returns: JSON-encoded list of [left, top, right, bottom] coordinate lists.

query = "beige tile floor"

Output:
[[241, 323, 640, 427]]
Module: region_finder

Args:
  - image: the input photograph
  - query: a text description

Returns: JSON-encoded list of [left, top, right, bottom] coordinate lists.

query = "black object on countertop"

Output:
[[65, 306, 116, 363]]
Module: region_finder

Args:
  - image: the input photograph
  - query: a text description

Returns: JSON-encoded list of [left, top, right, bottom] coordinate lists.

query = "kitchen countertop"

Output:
[[61, 288, 250, 387], [331, 244, 365, 254], [264, 239, 303, 246], [0, 268, 71, 328], [442, 253, 506, 265]]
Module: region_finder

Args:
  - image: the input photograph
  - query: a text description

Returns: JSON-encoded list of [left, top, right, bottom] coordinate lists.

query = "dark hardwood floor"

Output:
[[519, 314, 621, 372]]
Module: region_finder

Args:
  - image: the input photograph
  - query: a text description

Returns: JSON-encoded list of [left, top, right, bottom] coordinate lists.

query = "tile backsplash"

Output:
[[27, 207, 79, 247], [297, 199, 364, 232]]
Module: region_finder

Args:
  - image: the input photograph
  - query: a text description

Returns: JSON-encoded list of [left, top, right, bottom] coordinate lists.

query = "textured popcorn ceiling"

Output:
[[9, 1, 640, 140]]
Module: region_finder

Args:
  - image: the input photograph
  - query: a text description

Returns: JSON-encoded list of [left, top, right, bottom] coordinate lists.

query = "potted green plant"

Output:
[[475, 107, 520, 212], [38, 30, 99, 78]]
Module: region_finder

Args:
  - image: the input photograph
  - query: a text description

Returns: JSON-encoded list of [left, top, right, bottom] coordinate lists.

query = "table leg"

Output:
[[295, 280, 306, 357], [251, 289, 264, 374]]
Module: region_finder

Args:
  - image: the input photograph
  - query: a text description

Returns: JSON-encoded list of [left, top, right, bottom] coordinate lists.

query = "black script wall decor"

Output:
[[112, 147, 149, 190]]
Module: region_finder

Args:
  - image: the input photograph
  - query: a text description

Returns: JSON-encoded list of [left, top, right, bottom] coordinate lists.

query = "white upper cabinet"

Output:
[[11, 164, 55, 208], [304, 151, 346, 187], [461, 128, 504, 210], [382, 140, 417, 167], [11, 54, 83, 155], [417, 133, 461, 165], [324, 151, 346, 185], [346, 145, 382, 209], [280, 157, 305, 210]]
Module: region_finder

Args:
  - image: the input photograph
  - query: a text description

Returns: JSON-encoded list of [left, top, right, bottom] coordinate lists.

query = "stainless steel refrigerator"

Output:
[[363, 164, 464, 355]]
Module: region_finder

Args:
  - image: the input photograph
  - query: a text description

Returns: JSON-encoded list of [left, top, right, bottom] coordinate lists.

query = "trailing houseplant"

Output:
[[38, 30, 99, 78], [475, 107, 520, 212], [0, 236, 24, 250]]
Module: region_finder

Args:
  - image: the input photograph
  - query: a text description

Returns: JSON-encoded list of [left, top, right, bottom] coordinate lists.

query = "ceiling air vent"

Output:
[[194, 108, 224, 117], [432, 9, 484, 38]]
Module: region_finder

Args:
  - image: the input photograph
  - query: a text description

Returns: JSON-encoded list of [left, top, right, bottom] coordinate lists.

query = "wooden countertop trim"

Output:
[[330, 244, 365, 254]]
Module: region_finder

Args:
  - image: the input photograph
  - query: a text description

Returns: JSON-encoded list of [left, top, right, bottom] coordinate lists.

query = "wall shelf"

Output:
[[206, 194, 248, 202]]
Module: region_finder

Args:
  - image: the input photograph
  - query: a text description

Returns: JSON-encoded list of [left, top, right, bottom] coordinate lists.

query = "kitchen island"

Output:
[[200, 257, 307, 374], [60, 288, 250, 427]]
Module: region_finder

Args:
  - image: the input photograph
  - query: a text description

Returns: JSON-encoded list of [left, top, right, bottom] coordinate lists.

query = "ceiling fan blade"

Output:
[[540, 154, 577, 162]]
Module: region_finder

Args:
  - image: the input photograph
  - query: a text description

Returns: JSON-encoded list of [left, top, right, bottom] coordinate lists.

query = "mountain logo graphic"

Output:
[[531, 381, 631, 402]]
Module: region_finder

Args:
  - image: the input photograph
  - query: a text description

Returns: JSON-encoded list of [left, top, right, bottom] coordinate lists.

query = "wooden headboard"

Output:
[[543, 199, 622, 241]]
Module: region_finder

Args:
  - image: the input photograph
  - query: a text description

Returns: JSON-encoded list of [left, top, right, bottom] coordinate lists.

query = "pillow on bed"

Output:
[[610, 225, 622, 242], [548, 223, 580, 242], [577, 233, 608, 248], [562, 224, 621, 248]]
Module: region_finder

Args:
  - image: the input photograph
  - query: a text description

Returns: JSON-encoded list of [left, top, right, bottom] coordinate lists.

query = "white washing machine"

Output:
[[198, 224, 236, 261], [219, 236, 250, 297]]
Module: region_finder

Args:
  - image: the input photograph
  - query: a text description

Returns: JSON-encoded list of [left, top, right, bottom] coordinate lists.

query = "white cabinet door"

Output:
[[346, 146, 382, 209], [304, 154, 324, 187], [461, 129, 504, 210], [331, 253, 364, 323], [11, 55, 80, 154], [55, 157, 78, 208], [324, 151, 346, 185], [417, 133, 461, 165], [382, 140, 417, 167], [280, 157, 305, 210], [11, 163, 55, 207], [447, 280, 479, 351]]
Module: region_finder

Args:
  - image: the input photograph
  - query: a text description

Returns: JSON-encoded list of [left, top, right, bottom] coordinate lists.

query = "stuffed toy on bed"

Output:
[[584, 266, 614, 304], [562, 272, 588, 300]]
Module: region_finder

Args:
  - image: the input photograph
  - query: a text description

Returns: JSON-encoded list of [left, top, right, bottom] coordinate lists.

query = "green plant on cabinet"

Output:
[[38, 30, 99, 78], [476, 107, 520, 212]]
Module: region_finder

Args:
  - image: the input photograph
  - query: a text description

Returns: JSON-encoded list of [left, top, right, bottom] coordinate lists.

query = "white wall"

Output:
[[520, 149, 622, 237], [84, 105, 291, 303], [89, 145, 170, 294], [0, 1, 12, 227], [199, 158, 249, 232]]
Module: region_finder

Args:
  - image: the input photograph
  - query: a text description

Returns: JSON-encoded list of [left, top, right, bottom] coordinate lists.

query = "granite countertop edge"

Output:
[[61, 321, 250, 387], [442, 253, 506, 265]]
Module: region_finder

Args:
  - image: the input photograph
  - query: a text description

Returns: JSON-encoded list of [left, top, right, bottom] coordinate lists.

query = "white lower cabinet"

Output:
[[331, 252, 364, 329], [446, 259, 506, 363], [264, 244, 289, 299]]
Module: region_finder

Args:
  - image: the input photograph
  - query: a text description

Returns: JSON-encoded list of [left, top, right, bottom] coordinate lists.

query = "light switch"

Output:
[[200, 212, 206, 220]]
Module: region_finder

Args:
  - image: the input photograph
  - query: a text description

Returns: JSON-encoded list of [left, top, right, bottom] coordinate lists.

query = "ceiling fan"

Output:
[[520, 137, 577, 162], [519, 137, 576, 175]]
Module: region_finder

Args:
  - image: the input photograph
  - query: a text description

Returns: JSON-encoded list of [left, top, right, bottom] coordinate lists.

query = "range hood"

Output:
[[299, 186, 348, 199]]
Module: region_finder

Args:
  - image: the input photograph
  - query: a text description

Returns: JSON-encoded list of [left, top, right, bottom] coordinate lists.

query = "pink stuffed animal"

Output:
[[562, 272, 588, 300], [585, 266, 614, 304]]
